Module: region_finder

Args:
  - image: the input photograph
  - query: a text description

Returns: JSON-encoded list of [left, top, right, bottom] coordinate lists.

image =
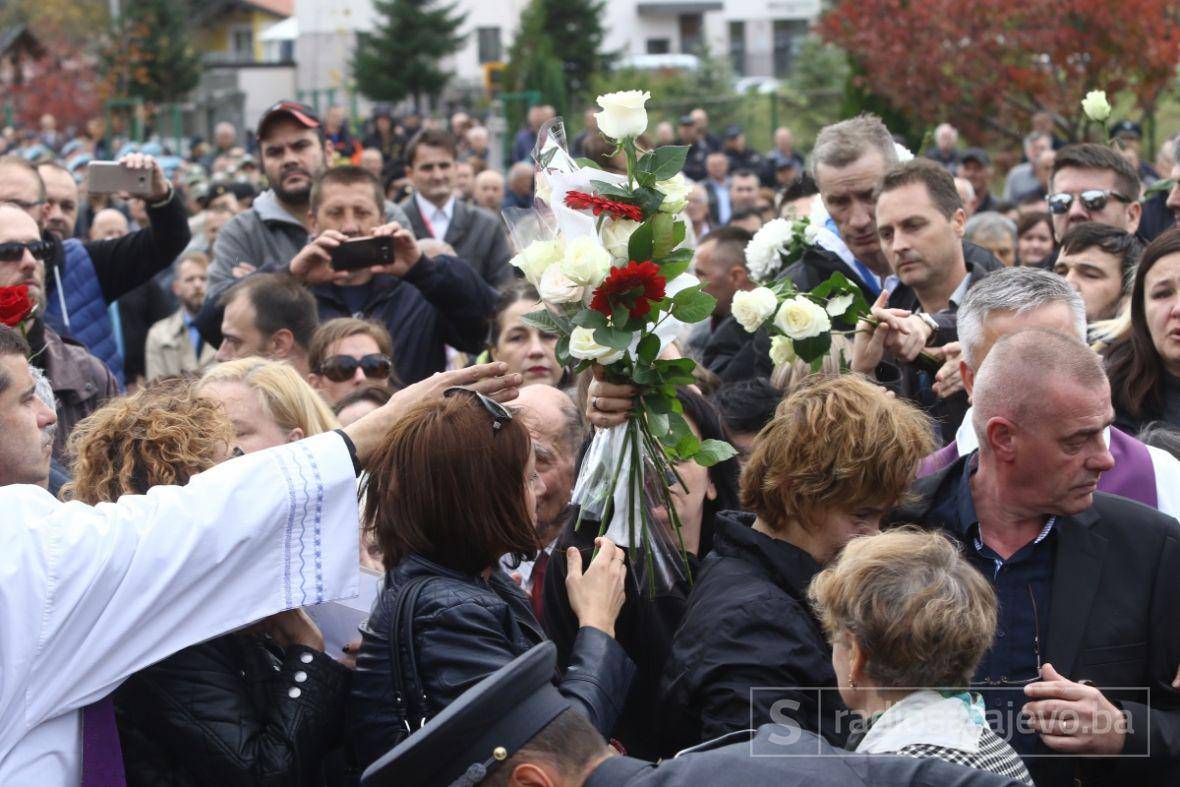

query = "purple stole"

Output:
[[919, 427, 1158, 509], [82, 697, 126, 786]]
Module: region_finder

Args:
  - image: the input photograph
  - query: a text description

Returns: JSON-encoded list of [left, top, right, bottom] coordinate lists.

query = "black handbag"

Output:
[[387, 575, 435, 737]]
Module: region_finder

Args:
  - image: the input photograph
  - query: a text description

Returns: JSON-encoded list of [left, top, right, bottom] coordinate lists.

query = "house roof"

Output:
[[243, 0, 293, 16], [0, 25, 45, 59]]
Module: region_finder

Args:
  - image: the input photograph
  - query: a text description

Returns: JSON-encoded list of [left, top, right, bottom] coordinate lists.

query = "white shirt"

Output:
[[415, 192, 456, 241], [500, 540, 556, 594], [0, 432, 361, 784], [955, 405, 1180, 518]]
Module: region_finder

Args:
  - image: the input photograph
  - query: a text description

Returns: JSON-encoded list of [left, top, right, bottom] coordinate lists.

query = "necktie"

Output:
[[530, 551, 549, 621], [82, 696, 127, 786]]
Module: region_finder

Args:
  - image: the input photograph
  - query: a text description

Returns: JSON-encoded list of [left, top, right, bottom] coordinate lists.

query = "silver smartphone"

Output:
[[87, 161, 153, 196]]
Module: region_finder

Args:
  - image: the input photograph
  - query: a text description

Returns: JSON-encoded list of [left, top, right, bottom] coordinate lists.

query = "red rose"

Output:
[[590, 260, 666, 322], [564, 190, 646, 222], [0, 284, 34, 327]]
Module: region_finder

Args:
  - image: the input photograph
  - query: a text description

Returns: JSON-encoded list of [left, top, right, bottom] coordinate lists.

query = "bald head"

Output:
[[972, 329, 1108, 445], [90, 208, 129, 240], [513, 383, 583, 454]]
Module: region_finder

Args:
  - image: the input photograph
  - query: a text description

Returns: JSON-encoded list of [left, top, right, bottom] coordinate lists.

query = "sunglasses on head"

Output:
[[443, 386, 513, 432], [1046, 189, 1132, 215], [0, 240, 53, 263], [317, 353, 393, 383]]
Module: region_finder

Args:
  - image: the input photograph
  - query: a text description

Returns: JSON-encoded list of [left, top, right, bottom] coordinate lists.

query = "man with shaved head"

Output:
[[891, 327, 1180, 786]]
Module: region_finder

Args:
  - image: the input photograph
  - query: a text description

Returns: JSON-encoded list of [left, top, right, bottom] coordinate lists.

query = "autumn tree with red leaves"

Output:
[[817, 0, 1180, 143]]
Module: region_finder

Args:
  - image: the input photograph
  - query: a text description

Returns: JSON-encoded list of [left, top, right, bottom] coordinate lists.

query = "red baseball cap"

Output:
[[256, 100, 321, 141]]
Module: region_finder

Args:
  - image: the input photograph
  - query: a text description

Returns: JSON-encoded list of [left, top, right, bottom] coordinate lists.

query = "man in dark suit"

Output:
[[889, 328, 1180, 787], [398, 128, 512, 288]]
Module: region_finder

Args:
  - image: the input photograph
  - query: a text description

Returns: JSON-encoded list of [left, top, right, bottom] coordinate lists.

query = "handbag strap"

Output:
[[388, 575, 434, 734]]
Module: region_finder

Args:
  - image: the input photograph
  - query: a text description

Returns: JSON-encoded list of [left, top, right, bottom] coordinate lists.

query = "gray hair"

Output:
[[957, 267, 1086, 367], [1023, 131, 1051, 156], [964, 211, 1017, 246], [810, 114, 898, 178]]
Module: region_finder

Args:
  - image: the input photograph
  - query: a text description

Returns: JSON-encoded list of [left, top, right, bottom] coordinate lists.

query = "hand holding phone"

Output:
[[329, 236, 396, 271]]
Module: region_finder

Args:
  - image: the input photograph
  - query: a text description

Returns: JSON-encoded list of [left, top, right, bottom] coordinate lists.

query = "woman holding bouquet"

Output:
[[348, 389, 634, 771], [658, 374, 935, 755]]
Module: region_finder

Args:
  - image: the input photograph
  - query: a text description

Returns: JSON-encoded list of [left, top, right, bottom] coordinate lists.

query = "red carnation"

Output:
[[590, 260, 666, 322], [565, 190, 645, 222], [0, 284, 34, 328]]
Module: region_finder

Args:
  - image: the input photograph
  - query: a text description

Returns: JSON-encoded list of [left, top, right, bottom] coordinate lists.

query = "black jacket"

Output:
[[540, 516, 700, 760], [399, 195, 513, 287], [890, 457, 1180, 787], [311, 254, 497, 385], [349, 554, 635, 771], [114, 634, 350, 787], [658, 512, 849, 756]]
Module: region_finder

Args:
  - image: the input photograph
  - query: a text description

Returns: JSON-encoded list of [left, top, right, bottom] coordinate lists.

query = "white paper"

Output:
[[305, 567, 383, 654]]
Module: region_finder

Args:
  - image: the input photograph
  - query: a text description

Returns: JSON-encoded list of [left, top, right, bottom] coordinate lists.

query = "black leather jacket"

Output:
[[115, 633, 350, 786], [348, 554, 635, 770]]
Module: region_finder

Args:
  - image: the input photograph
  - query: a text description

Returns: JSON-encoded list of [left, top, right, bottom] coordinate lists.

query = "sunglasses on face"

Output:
[[317, 353, 393, 383], [0, 240, 53, 263], [443, 386, 513, 432], [1046, 189, 1132, 215]]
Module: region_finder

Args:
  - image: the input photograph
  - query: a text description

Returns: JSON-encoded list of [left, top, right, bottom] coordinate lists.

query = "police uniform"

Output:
[[362, 643, 1024, 787]]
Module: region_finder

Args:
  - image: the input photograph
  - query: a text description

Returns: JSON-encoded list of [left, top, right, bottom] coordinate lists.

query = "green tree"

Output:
[[352, 0, 466, 111], [101, 0, 201, 103], [506, 0, 608, 110]]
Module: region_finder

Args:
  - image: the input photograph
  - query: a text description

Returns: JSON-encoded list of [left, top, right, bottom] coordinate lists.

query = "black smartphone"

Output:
[[329, 236, 396, 271]]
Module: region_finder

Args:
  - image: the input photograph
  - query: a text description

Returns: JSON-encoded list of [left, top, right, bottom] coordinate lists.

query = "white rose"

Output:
[[774, 296, 831, 340], [568, 326, 625, 365], [595, 90, 651, 140], [510, 239, 564, 286], [826, 293, 854, 318], [893, 142, 914, 163], [802, 222, 820, 244], [600, 218, 642, 261], [1081, 90, 1111, 123], [655, 172, 691, 214], [731, 287, 778, 333], [560, 235, 612, 286], [769, 335, 797, 366], [538, 263, 585, 304]]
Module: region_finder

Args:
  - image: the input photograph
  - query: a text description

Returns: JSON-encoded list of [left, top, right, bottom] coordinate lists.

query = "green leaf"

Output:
[[590, 179, 633, 200], [628, 220, 654, 262], [571, 309, 607, 330], [793, 332, 832, 363], [555, 335, 570, 365], [633, 186, 665, 217], [670, 285, 716, 324], [671, 220, 686, 250], [666, 410, 694, 442], [648, 146, 689, 181], [575, 157, 603, 170], [593, 325, 633, 350], [633, 365, 659, 385], [651, 212, 675, 259], [637, 333, 661, 365], [521, 308, 562, 334], [659, 258, 692, 282], [646, 410, 670, 439], [643, 392, 674, 413], [694, 439, 738, 467], [674, 433, 702, 458]]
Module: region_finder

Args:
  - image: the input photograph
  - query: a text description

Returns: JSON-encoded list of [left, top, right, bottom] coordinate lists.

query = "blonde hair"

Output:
[[198, 357, 339, 437], [808, 528, 997, 688], [741, 374, 935, 531], [770, 333, 853, 392], [64, 379, 235, 503]]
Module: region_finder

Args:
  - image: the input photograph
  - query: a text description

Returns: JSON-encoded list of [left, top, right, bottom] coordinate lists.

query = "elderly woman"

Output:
[[965, 211, 1018, 267], [809, 529, 1032, 784], [66, 381, 350, 786], [1105, 227, 1180, 431], [658, 374, 935, 755]]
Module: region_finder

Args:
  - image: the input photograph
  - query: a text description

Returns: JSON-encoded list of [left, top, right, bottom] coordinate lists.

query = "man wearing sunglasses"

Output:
[[1038, 143, 1142, 270], [0, 153, 189, 388], [0, 203, 117, 461], [287, 165, 497, 385]]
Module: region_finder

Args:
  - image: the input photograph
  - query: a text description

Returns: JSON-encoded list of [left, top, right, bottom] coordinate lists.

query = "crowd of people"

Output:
[[1, 93, 1180, 787]]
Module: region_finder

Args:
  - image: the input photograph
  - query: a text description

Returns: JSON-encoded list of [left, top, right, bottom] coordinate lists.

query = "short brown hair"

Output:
[[876, 158, 963, 219], [809, 528, 997, 687], [740, 374, 934, 531], [363, 394, 539, 574], [405, 128, 457, 168], [309, 165, 384, 215], [1052, 143, 1141, 201], [308, 317, 395, 375], [64, 379, 235, 503]]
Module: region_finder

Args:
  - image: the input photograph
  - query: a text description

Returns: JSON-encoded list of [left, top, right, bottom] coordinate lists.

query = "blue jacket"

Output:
[[44, 239, 124, 385]]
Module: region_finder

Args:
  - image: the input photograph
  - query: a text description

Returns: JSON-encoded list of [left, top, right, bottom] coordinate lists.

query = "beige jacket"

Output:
[[145, 309, 216, 381]]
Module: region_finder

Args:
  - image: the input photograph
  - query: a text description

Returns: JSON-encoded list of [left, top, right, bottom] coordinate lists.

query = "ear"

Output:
[[285, 427, 305, 444], [847, 637, 869, 686], [951, 207, 966, 238], [269, 328, 295, 358], [961, 360, 975, 400], [1127, 199, 1142, 235], [509, 762, 556, 787], [307, 372, 323, 391], [706, 477, 718, 502], [729, 265, 750, 289], [985, 416, 1018, 461]]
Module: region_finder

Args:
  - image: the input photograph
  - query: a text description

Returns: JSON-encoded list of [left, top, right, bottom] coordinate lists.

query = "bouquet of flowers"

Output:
[[504, 91, 735, 590]]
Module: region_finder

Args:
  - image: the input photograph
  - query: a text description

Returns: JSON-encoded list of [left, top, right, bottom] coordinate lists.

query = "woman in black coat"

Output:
[[348, 389, 635, 771], [658, 375, 936, 756]]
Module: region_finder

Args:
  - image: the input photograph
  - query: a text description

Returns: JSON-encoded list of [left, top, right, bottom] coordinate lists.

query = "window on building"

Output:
[[772, 19, 809, 76], [647, 38, 671, 54], [477, 27, 502, 64], [729, 21, 746, 76], [231, 26, 254, 59], [679, 13, 703, 55]]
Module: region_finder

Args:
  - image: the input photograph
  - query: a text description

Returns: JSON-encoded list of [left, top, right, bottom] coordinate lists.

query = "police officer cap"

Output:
[[361, 643, 573, 787], [1110, 119, 1143, 140]]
